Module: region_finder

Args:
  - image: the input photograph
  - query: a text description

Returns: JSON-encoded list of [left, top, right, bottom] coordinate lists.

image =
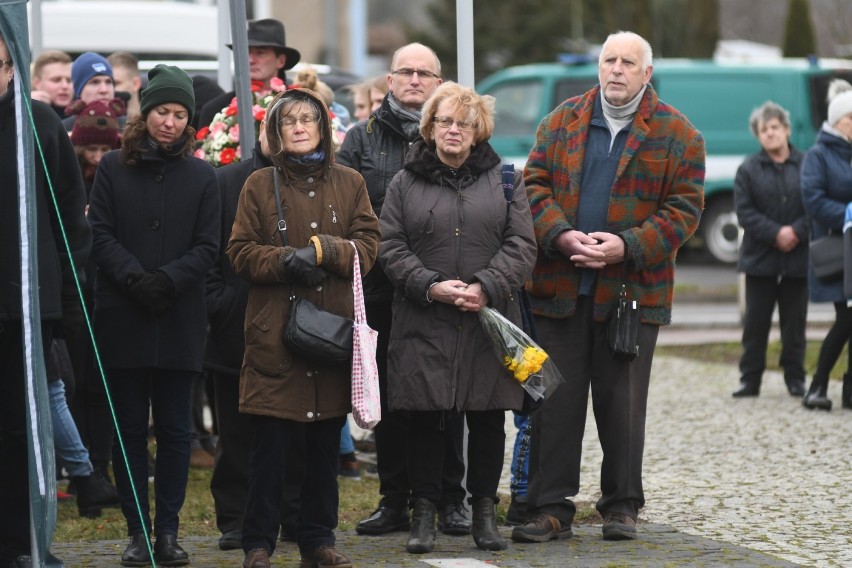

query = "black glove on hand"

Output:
[[284, 245, 327, 286], [128, 270, 175, 316]]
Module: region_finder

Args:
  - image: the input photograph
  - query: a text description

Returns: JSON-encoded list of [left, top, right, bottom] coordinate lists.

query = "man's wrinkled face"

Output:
[[387, 45, 442, 111], [598, 36, 652, 107]]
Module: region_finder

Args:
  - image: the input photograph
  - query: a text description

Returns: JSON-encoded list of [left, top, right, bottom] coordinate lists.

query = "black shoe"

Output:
[[511, 512, 573, 543], [355, 503, 410, 535], [601, 511, 637, 540], [154, 534, 189, 566], [802, 380, 832, 411], [437, 500, 471, 535], [218, 528, 242, 550], [732, 382, 759, 397], [785, 378, 806, 397], [74, 470, 120, 518], [121, 534, 151, 567], [406, 499, 437, 554], [471, 497, 507, 551], [505, 496, 528, 526]]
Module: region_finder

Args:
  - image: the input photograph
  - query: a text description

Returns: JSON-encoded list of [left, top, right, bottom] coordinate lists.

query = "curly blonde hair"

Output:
[[419, 81, 495, 145]]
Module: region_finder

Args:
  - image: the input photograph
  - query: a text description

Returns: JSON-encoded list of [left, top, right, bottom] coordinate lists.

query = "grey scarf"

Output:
[[387, 92, 423, 141]]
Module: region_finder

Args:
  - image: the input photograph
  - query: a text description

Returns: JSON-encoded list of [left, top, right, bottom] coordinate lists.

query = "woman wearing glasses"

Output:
[[379, 81, 537, 554], [227, 87, 380, 568]]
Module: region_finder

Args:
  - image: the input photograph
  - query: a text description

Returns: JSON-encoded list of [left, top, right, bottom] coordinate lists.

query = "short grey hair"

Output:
[[748, 101, 791, 138], [390, 42, 442, 77], [600, 31, 653, 70]]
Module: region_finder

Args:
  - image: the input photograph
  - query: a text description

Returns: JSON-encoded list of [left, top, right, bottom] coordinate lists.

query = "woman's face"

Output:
[[353, 89, 370, 122], [81, 144, 112, 167], [757, 117, 790, 154], [836, 113, 852, 140], [279, 102, 321, 156], [146, 103, 189, 145], [432, 99, 476, 167]]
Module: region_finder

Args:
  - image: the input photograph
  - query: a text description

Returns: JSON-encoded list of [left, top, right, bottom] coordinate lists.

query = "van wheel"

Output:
[[700, 197, 740, 264]]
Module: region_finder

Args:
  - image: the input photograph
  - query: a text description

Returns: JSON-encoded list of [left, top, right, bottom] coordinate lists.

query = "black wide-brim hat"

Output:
[[227, 18, 301, 70]]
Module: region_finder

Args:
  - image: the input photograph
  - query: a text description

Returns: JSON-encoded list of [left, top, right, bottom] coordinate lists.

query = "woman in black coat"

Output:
[[88, 65, 220, 567]]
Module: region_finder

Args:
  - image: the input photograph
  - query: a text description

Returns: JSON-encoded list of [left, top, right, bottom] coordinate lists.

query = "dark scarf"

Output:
[[387, 92, 423, 141]]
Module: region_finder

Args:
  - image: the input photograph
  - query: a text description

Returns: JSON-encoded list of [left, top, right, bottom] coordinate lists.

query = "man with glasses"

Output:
[[338, 43, 471, 539]]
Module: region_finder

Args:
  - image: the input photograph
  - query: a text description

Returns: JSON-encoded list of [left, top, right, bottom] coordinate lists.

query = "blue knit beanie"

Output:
[[72, 52, 113, 100]]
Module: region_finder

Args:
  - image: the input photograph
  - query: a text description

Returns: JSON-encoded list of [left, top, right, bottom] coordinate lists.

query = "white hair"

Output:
[[600, 31, 653, 70]]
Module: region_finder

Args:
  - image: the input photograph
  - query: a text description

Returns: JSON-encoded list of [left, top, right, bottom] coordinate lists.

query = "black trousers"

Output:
[[367, 299, 465, 508], [242, 414, 344, 556], [0, 321, 51, 556], [814, 302, 852, 380], [210, 370, 304, 536], [527, 296, 658, 524], [739, 275, 807, 386], [408, 409, 504, 504]]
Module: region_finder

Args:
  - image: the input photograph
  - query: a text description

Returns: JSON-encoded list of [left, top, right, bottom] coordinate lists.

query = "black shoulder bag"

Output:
[[273, 169, 354, 364]]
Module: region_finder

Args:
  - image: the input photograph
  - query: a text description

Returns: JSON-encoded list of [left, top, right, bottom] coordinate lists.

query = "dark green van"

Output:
[[477, 58, 852, 263]]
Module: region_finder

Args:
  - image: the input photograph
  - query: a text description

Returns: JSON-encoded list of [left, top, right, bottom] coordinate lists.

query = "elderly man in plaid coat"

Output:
[[511, 31, 705, 544]]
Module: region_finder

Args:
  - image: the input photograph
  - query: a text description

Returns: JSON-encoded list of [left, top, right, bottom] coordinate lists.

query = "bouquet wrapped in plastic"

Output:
[[479, 306, 564, 401]]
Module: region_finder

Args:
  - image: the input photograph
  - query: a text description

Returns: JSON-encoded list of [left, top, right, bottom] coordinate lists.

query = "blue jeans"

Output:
[[339, 417, 355, 455], [109, 368, 193, 537], [49, 379, 94, 478], [510, 412, 531, 498]]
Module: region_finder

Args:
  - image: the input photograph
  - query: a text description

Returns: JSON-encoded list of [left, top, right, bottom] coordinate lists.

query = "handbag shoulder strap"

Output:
[[272, 168, 288, 246], [350, 242, 367, 324], [501, 163, 515, 218]]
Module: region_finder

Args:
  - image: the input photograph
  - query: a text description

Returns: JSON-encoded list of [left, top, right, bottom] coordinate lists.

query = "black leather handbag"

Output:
[[810, 233, 843, 282], [272, 169, 353, 364], [606, 283, 640, 362]]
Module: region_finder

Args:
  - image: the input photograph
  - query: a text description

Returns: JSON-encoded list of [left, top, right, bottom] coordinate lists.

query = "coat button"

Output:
[[308, 190, 315, 197], [307, 370, 314, 377], [154, 174, 164, 182], [307, 177, 314, 183], [310, 221, 318, 229], [306, 411, 314, 418], [315, 285, 322, 292], [151, 220, 160, 230]]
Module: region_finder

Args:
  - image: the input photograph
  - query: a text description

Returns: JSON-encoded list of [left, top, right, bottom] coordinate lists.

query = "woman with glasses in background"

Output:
[[227, 87, 379, 568], [378, 81, 537, 554]]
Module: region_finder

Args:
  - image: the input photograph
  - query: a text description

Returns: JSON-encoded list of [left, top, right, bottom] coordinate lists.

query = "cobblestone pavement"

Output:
[[54, 353, 851, 566], [563, 356, 852, 568]]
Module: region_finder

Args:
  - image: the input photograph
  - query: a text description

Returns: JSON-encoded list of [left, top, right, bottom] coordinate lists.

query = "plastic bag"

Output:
[[479, 306, 564, 401]]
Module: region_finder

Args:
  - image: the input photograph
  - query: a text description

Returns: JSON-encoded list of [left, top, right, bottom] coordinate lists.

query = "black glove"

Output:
[[128, 270, 175, 316], [56, 293, 85, 340], [284, 246, 327, 286]]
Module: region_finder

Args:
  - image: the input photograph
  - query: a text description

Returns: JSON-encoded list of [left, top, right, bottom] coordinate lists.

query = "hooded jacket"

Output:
[[379, 140, 536, 412], [226, 88, 381, 422]]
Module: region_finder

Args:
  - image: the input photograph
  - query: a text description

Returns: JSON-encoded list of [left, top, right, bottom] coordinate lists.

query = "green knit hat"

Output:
[[140, 65, 196, 123]]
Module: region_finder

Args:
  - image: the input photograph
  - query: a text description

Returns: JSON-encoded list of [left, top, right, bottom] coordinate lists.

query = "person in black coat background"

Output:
[[204, 120, 305, 551], [88, 65, 219, 567], [732, 101, 808, 399], [0, 33, 91, 567]]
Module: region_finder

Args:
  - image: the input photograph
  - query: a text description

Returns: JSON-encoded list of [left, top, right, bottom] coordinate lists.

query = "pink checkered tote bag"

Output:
[[350, 243, 381, 429]]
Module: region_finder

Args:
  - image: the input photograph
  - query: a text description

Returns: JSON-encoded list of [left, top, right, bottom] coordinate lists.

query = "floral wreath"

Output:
[[195, 77, 348, 167]]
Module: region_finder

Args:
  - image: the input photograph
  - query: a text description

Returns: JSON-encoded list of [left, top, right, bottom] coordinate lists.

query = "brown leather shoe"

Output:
[[601, 511, 637, 540], [243, 548, 270, 568], [299, 545, 351, 568], [510, 512, 572, 543]]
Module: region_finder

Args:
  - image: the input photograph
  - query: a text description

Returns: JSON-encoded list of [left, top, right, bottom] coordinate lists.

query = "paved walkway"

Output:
[[53, 352, 852, 567]]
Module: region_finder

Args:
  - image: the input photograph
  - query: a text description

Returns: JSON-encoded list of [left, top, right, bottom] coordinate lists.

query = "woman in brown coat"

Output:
[[379, 82, 537, 554], [226, 88, 380, 568]]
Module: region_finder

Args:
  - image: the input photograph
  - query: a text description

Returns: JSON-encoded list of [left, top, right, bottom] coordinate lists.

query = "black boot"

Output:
[[843, 374, 852, 409], [74, 470, 120, 518], [732, 380, 760, 398], [406, 499, 436, 554], [154, 534, 189, 566], [802, 377, 832, 411], [471, 497, 507, 551], [121, 534, 151, 567]]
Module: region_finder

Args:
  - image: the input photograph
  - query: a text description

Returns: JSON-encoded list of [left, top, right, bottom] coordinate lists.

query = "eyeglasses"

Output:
[[392, 68, 439, 80], [433, 116, 475, 131], [0, 59, 12, 69], [280, 114, 319, 128]]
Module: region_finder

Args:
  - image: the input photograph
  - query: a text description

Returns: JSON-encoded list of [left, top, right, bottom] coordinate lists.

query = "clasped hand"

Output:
[[554, 230, 625, 268], [429, 280, 488, 312], [284, 245, 326, 286]]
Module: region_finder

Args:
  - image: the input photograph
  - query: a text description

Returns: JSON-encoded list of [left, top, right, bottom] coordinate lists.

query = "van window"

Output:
[[808, 71, 852, 129], [554, 79, 599, 107], [492, 79, 544, 137]]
